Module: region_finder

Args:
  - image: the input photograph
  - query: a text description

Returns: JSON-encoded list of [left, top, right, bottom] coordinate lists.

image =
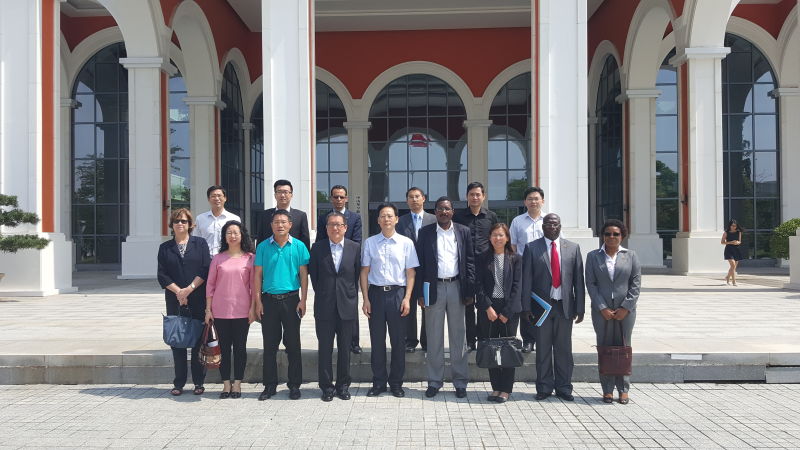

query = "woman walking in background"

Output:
[[721, 219, 744, 286]]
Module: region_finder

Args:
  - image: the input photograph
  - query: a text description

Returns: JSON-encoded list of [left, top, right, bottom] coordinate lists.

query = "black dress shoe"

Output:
[[495, 395, 508, 403], [425, 386, 439, 398], [366, 386, 387, 397], [321, 392, 334, 402], [219, 391, 230, 399], [534, 392, 551, 401], [521, 342, 533, 353], [230, 391, 241, 399], [289, 387, 301, 400], [337, 388, 351, 400], [390, 387, 405, 398], [258, 386, 277, 401], [455, 388, 467, 398], [487, 394, 499, 402], [556, 392, 574, 401], [405, 345, 416, 353], [351, 345, 362, 355]]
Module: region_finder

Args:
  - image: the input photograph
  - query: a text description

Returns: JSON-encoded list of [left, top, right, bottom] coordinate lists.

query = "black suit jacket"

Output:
[[308, 238, 361, 321], [315, 209, 363, 244], [475, 252, 523, 317], [397, 210, 437, 244], [157, 236, 211, 318], [255, 208, 311, 251], [413, 222, 475, 305]]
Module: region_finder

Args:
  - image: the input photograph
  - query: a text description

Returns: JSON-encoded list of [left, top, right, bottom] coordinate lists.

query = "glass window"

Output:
[[221, 63, 245, 218], [656, 49, 679, 259], [250, 96, 264, 230], [723, 33, 781, 260], [168, 71, 190, 211], [315, 81, 348, 220], [71, 42, 128, 267], [593, 56, 623, 234]]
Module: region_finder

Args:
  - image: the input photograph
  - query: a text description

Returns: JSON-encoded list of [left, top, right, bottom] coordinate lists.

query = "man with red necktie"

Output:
[[521, 213, 585, 401]]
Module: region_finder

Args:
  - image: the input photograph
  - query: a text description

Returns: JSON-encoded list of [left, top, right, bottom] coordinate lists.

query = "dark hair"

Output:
[[434, 196, 451, 208], [206, 185, 226, 198], [483, 223, 514, 258], [330, 185, 348, 196], [726, 219, 744, 233], [272, 209, 292, 223], [523, 186, 545, 200], [406, 187, 426, 198], [273, 179, 293, 192], [377, 203, 398, 217], [466, 181, 485, 195], [169, 208, 195, 236], [327, 211, 346, 224], [219, 220, 255, 254], [601, 219, 627, 239]]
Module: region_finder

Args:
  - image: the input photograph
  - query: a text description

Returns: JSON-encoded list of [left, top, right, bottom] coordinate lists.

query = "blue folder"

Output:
[[423, 282, 430, 307], [530, 292, 552, 327]]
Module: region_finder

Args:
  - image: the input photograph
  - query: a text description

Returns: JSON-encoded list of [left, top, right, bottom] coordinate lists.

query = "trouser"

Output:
[[316, 308, 354, 393], [261, 292, 302, 388], [352, 317, 360, 348], [592, 308, 636, 394], [477, 298, 519, 394], [465, 301, 479, 345], [406, 293, 427, 349], [535, 301, 574, 396], [425, 280, 469, 389], [520, 299, 537, 345], [367, 285, 407, 388], [215, 318, 250, 381], [171, 345, 204, 389]]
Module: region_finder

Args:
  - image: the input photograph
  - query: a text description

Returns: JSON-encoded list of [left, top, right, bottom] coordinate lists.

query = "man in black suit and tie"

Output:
[[315, 185, 364, 355], [397, 187, 436, 353], [521, 213, 585, 401], [255, 179, 311, 251], [309, 212, 361, 402]]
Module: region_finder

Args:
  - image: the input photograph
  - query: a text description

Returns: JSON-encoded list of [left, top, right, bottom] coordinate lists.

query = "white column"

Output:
[[184, 96, 224, 213], [788, 228, 800, 290], [536, 0, 594, 249], [344, 120, 370, 242], [262, 0, 314, 215], [119, 57, 168, 279], [622, 89, 664, 267], [773, 88, 800, 222], [670, 47, 730, 274], [464, 119, 491, 198], [0, 0, 75, 295]]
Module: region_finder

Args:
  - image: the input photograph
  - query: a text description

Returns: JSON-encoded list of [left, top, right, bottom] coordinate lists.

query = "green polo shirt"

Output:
[[255, 236, 310, 294]]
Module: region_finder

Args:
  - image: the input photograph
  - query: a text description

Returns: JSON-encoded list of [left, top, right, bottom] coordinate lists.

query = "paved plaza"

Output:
[[1, 382, 800, 448]]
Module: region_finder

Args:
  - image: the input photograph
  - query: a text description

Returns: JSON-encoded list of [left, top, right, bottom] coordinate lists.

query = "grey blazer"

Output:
[[584, 248, 641, 312], [521, 237, 585, 319]]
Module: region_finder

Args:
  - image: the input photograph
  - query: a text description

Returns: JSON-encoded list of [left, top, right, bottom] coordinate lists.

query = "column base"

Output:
[[671, 232, 724, 275], [626, 233, 665, 268], [787, 234, 800, 290], [0, 233, 76, 296], [119, 235, 166, 279]]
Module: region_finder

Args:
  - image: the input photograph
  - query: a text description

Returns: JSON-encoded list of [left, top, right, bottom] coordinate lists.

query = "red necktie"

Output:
[[550, 241, 561, 288]]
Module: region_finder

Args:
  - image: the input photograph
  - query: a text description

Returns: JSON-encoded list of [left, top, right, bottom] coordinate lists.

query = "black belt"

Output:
[[263, 290, 299, 300], [437, 276, 459, 282], [370, 285, 402, 292], [549, 298, 562, 304]]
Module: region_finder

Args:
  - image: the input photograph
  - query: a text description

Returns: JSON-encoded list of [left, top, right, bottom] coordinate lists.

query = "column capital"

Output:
[[669, 47, 731, 67], [770, 87, 800, 98], [616, 89, 662, 103], [344, 121, 371, 130], [60, 98, 78, 109], [240, 122, 255, 131], [462, 119, 493, 128], [119, 57, 174, 74], [183, 96, 226, 110]]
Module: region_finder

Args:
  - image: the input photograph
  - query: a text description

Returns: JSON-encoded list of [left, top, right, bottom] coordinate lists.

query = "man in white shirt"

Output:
[[193, 185, 241, 256], [509, 186, 545, 352]]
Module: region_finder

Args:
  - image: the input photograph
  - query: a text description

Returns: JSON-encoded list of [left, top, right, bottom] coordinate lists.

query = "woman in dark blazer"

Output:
[[585, 219, 640, 405], [157, 208, 211, 396], [476, 223, 522, 403]]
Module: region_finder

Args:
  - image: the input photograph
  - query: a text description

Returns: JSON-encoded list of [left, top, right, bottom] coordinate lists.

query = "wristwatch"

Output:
[[190, 282, 196, 289]]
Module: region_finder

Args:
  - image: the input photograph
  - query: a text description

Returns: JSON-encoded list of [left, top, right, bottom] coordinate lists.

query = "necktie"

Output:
[[550, 241, 561, 288]]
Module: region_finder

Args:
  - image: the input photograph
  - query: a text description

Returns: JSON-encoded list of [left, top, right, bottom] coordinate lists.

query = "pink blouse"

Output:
[[206, 252, 254, 319]]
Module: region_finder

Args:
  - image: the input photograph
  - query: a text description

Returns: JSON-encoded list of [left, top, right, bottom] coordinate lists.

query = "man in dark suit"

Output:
[[397, 187, 436, 353], [521, 213, 585, 401], [315, 185, 364, 355], [414, 196, 475, 399], [255, 179, 311, 251], [309, 212, 361, 402]]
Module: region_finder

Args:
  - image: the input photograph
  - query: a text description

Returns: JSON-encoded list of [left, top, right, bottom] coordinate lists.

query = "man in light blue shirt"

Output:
[[360, 203, 419, 398]]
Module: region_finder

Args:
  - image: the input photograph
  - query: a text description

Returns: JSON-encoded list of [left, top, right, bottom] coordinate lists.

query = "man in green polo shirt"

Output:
[[253, 209, 310, 401]]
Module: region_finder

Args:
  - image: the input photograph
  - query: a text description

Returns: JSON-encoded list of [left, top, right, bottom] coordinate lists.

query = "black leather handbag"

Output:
[[476, 337, 524, 369]]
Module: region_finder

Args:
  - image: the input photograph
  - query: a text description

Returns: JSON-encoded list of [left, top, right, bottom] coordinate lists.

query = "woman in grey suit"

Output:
[[585, 219, 640, 405]]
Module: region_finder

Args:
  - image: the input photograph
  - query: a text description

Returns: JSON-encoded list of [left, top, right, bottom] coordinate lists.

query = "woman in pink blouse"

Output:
[[205, 220, 256, 399]]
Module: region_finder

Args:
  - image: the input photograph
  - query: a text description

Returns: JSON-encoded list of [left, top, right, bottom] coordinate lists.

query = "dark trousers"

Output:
[[477, 299, 519, 394], [520, 299, 537, 345], [405, 294, 427, 349], [316, 309, 354, 393], [261, 292, 302, 388], [215, 318, 250, 381], [166, 300, 205, 389], [535, 301, 574, 396], [352, 318, 360, 348], [368, 285, 407, 388]]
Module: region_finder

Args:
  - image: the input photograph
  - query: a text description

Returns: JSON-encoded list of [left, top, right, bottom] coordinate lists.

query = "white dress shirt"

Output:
[[510, 212, 544, 256], [330, 239, 344, 272], [412, 212, 424, 238], [601, 244, 627, 281], [544, 236, 562, 300], [193, 209, 241, 256], [362, 232, 420, 286], [435, 224, 459, 278]]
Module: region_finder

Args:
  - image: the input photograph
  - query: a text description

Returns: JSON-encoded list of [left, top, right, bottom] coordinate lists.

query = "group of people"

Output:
[[157, 179, 642, 405]]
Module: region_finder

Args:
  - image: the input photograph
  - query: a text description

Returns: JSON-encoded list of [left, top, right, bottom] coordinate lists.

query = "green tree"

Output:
[[0, 194, 50, 253]]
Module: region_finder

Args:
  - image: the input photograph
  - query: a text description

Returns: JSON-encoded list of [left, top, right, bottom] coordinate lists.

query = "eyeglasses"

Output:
[[327, 223, 346, 228], [225, 231, 241, 236], [604, 232, 621, 237], [331, 195, 347, 200], [435, 207, 453, 212], [172, 219, 189, 225], [275, 190, 293, 196]]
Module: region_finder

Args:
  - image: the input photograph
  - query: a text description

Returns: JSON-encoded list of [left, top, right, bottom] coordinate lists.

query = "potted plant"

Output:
[[0, 194, 50, 282], [770, 218, 800, 265]]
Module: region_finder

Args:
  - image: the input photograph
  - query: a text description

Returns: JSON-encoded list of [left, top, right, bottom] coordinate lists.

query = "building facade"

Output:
[[0, 0, 798, 294]]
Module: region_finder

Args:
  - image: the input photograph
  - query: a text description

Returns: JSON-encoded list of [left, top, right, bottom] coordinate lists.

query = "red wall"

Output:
[[732, 0, 795, 40], [587, 0, 640, 65], [316, 28, 531, 99], [61, 13, 117, 51]]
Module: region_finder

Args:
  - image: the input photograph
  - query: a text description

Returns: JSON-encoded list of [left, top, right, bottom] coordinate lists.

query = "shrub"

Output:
[[0, 194, 50, 253], [769, 218, 800, 260]]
